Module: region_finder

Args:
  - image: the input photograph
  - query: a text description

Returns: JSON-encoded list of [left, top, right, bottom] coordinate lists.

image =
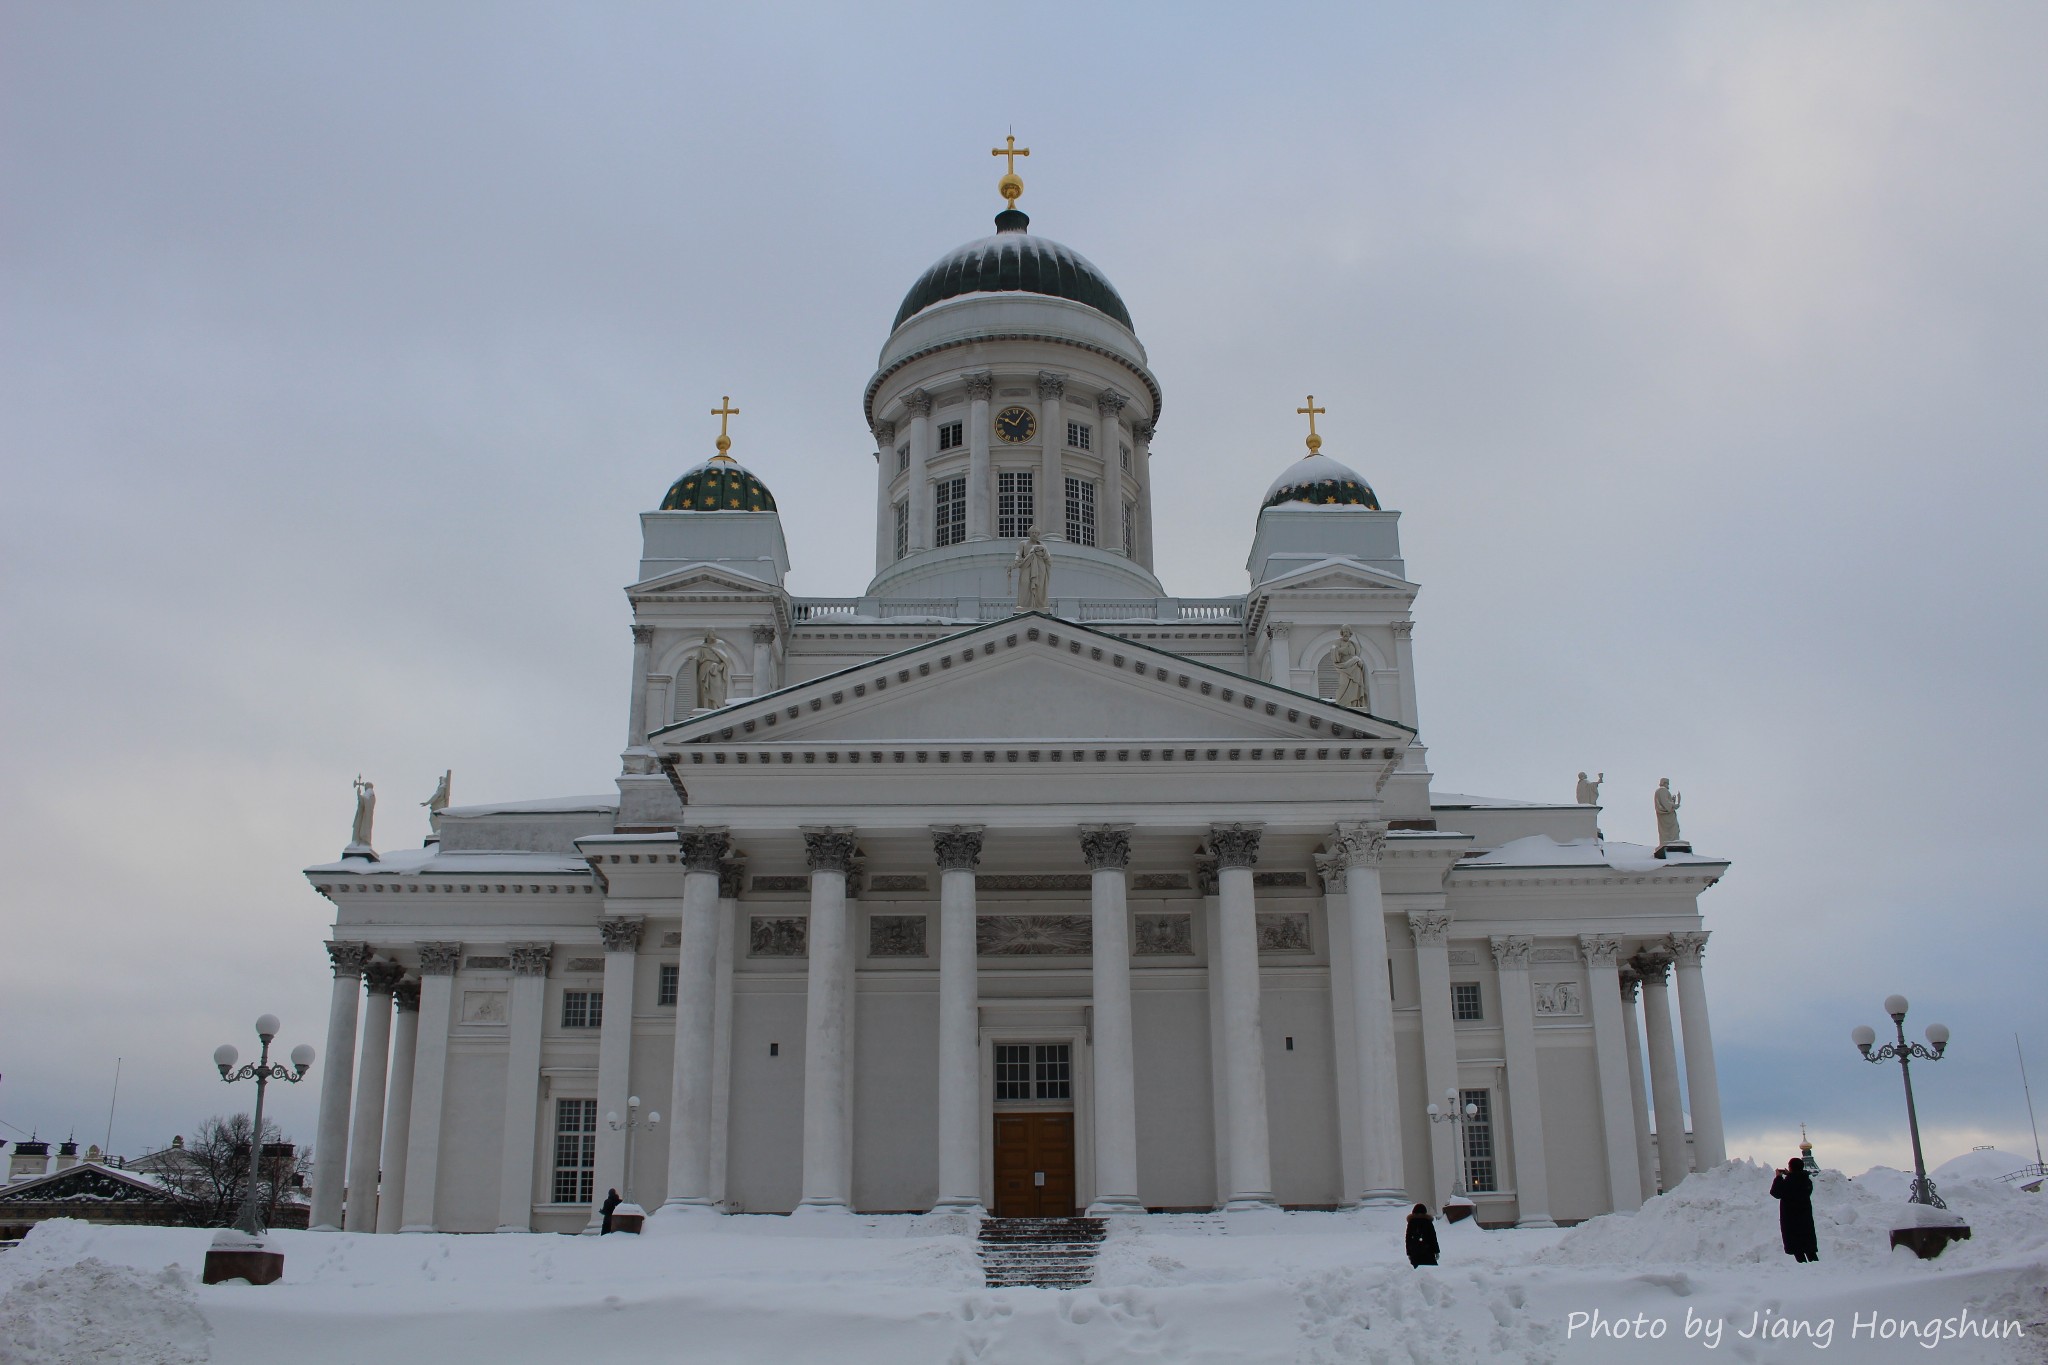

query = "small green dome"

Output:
[[1260, 453, 1380, 511], [661, 456, 778, 513]]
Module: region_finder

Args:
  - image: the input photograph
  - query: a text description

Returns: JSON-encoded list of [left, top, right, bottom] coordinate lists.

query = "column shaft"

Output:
[[1083, 828, 1140, 1213], [1339, 824, 1405, 1205], [374, 984, 420, 1233], [966, 374, 993, 540], [1670, 934, 1726, 1167], [1636, 954, 1689, 1190], [590, 918, 642, 1227], [343, 966, 401, 1231], [662, 836, 727, 1214], [310, 941, 370, 1231], [1266, 626, 1289, 688], [905, 392, 933, 552], [625, 626, 654, 750], [495, 944, 551, 1231], [709, 869, 741, 1205], [933, 826, 985, 1211], [1038, 374, 1065, 539], [1131, 420, 1156, 568], [1492, 937, 1555, 1227], [1409, 913, 1460, 1208], [749, 627, 776, 699], [399, 945, 459, 1232], [1580, 938, 1644, 1213], [798, 828, 856, 1212], [1620, 972, 1658, 1202], [1211, 825, 1273, 1209], [873, 421, 896, 575]]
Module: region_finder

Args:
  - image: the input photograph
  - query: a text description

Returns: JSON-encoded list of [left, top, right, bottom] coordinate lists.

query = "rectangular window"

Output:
[[561, 990, 603, 1029], [936, 420, 963, 451], [1066, 420, 1091, 451], [1119, 441, 1132, 472], [658, 963, 678, 1007], [551, 1099, 598, 1204], [896, 443, 910, 474], [995, 1043, 1033, 1101], [1452, 982, 1483, 1021], [1123, 499, 1136, 555], [1033, 1043, 1072, 1100], [994, 1043, 1072, 1100], [998, 470, 1035, 538], [894, 499, 909, 560], [1462, 1089, 1497, 1193], [934, 476, 967, 547], [1064, 477, 1096, 547]]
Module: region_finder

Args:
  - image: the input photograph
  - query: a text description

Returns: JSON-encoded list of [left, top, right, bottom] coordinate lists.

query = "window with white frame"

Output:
[[1066, 420, 1091, 451], [894, 499, 909, 560], [1119, 441, 1131, 472], [1064, 477, 1096, 547], [934, 476, 966, 547], [658, 963, 678, 1007], [552, 1098, 597, 1204], [896, 443, 910, 474], [1451, 982, 1483, 1021], [561, 990, 602, 1029], [1461, 1089, 1497, 1193], [936, 420, 963, 451], [995, 1043, 1072, 1101], [1123, 499, 1136, 555], [998, 470, 1034, 538]]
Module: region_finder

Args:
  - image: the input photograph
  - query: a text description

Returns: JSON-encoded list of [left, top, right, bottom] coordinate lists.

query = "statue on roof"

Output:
[[349, 776, 376, 851], [1576, 771, 1603, 806], [1654, 778, 1683, 847], [1330, 626, 1369, 709], [1010, 528, 1052, 613], [693, 634, 730, 710], [422, 770, 452, 827]]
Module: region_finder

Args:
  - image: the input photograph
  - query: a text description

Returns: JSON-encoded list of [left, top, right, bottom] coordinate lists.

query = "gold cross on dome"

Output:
[[991, 133, 1030, 208], [991, 134, 1030, 175], [710, 396, 740, 459], [1297, 395, 1326, 452]]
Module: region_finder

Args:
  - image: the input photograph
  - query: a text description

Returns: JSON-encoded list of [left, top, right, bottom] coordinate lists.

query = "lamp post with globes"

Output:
[[607, 1095, 661, 1224], [1426, 1087, 1480, 1203], [202, 1015, 313, 1286], [1852, 994, 1950, 1208]]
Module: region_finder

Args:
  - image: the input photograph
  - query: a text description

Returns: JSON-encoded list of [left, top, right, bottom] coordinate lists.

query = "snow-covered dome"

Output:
[[660, 454, 777, 513], [1261, 451, 1380, 511], [894, 209, 1133, 332]]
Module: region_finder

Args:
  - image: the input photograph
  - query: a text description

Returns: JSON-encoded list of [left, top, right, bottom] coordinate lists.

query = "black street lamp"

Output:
[[212, 1015, 313, 1236], [1852, 994, 1950, 1208]]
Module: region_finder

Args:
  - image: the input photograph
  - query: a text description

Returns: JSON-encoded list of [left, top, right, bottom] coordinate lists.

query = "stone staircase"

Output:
[[977, 1216, 1108, 1289]]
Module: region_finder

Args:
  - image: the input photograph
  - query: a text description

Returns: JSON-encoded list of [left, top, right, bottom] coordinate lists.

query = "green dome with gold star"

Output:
[[660, 455, 778, 512]]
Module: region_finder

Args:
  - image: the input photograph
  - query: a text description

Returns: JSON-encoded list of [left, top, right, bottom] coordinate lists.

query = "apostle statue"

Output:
[[1010, 528, 1052, 613], [1329, 626, 1369, 710], [1575, 771, 1603, 806], [422, 769, 452, 825], [693, 633, 730, 710], [349, 776, 376, 849], [1653, 778, 1683, 847]]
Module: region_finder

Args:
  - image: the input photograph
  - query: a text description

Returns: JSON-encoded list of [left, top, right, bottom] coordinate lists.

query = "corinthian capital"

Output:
[[1036, 371, 1066, 400], [1630, 950, 1672, 984], [1667, 931, 1709, 968], [326, 941, 374, 977], [719, 858, 747, 900], [964, 371, 994, 401], [416, 942, 462, 975], [679, 829, 731, 873], [1334, 820, 1389, 869], [630, 624, 654, 646], [1391, 620, 1415, 639], [1313, 849, 1345, 894], [802, 827, 858, 874], [1407, 911, 1451, 946], [1579, 934, 1623, 968], [931, 825, 986, 872], [1489, 935, 1533, 972], [1207, 823, 1264, 870], [1130, 419, 1155, 443], [1618, 967, 1641, 1003], [598, 916, 645, 954], [872, 419, 896, 445], [751, 623, 777, 645], [509, 943, 554, 977], [1095, 388, 1128, 417], [902, 389, 934, 417], [393, 978, 422, 1012], [1078, 825, 1131, 871], [364, 960, 407, 996]]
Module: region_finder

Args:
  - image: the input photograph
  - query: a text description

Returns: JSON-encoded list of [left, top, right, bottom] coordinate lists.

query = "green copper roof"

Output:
[[1260, 453, 1381, 511], [894, 210, 1134, 332], [660, 457, 777, 513]]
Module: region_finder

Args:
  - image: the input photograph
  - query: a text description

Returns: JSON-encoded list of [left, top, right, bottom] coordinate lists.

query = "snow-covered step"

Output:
[[977, 1216, 1107, 1289]]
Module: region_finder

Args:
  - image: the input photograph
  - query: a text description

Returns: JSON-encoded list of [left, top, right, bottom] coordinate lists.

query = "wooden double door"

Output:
[[992, 1112, 1076, 1217]]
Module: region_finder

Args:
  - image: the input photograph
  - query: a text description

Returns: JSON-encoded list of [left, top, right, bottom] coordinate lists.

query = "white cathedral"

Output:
[[302, 157, 1730, 1236]]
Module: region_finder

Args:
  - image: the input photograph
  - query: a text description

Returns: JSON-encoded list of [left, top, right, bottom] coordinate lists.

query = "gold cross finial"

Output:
[[710, 396, 739, 460], [991, 133, 1030, 208], [1297, 395, 1326, 453]]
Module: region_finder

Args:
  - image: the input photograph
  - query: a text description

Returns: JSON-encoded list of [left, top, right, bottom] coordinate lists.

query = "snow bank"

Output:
[[0, 1251, 210, 1365]]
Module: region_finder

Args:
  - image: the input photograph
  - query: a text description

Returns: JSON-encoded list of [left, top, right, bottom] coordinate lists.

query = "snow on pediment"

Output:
[[655, 614, 1411, 747], [627, 562, 781, 598], [1255, 556, 1415, 595]]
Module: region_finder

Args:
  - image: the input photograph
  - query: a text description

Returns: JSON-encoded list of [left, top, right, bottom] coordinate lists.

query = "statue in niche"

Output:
[[1009, 528, 1052, 612], [422, 769, 452, 825], [349, 776, 376, 848], [1329, 626, 1369, 709], [693, 633, 730, 710], [1576, 771, 1603, 806], [1654, 778, 1684, 846]]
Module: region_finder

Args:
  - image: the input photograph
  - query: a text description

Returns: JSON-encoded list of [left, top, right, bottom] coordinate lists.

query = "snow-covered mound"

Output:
[[0, 1253, 210, 1365], [1934, 1148, 2033, 1184]]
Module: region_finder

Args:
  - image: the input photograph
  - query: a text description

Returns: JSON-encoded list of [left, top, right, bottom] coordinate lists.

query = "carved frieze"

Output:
[[868, 874, 928, 893], [1133, 913, 1193, 955], [1447, 948, 1478, 966], [751, 875, 808, 893], [1132, 873, 1190, 891], [464, 956, 511, 971], [1531, 946, 1578, 963], [977, 915, 1092, 956], [1533, 981, 1583, 1016], [461, 990, 507, 1024], [564, 958, 605, 974], [868, 915, 928, 958], [1253, 871, 1309, 888], [1257, 912, 1312, 953], [977, 874, 1091, 892], [748, 917, 808, 957]]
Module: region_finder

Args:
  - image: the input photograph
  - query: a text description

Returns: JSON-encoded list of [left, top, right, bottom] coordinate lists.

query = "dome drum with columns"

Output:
[[300, 145, 1729, 1235]]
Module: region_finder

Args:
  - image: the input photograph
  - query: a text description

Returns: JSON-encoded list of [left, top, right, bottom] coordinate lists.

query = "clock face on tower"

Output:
[[993, 405, 1038, 444]]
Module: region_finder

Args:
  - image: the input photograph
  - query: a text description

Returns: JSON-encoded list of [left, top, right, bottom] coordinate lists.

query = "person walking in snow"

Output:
[[600, 1188, 622, 1235], [1405, 1204, 1440, 1267], [1770, 1157, 1819, 1262]]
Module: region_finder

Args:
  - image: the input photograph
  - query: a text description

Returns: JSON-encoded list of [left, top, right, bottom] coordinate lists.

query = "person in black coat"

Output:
[[1770, 1157, 1818, 1262], [600, 1188, 623, 1235], [1405, 1204, 1440, 1267]]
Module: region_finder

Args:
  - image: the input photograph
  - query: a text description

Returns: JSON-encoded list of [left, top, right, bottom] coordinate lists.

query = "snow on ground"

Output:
[[3, 1164, 2044, 1364]]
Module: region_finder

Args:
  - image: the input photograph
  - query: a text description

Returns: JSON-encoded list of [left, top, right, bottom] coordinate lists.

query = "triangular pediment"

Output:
[[1255, 556, 1416, 595], [627, 562, 780, 598], [653, 613, 1412, 747]]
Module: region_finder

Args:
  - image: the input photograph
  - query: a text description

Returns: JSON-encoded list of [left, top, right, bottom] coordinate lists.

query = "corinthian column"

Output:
[[310, 940, 372, 1231], [932, 825, 986, 1212], [625, 624, 654, 753], [904, 391, 934, 553], [1619, 967, 1657, 1202], [375, 979, 420, 1233], [344, 961, 405, 1231], [1580, 936, 1644, 1213], [1633, 950, 1689, 1190], [1336, 822, 1406, 1205], [1037, 373, 1065, 539], [589, 916, 643, 1230], [1490, 936, 1555, 1227], [496, 942, 552, 1232], [660, 832, 728, 1218], [966, 372, 994, 541], [872, 420, 896, 575], [1667, 933, 1726, 1167], [1097, 389, 1128, 551], [1129, 419, 1155, 567], [1210, 823, 1274, 1210], [797, 827, 857, 1213], [1408, 911, 1459, 1207], [399, 942, 460, 1232], [1082, 826, 1141, 1214]]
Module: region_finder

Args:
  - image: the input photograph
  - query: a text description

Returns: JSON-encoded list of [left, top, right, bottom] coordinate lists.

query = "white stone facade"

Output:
[[303, 203, 1729, 1234]]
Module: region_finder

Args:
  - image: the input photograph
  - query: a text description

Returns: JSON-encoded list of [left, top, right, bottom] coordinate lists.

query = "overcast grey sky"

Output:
[[4, 1, 2044, 1177]]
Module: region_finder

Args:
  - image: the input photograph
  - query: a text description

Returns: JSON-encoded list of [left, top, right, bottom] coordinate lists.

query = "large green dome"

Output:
[[660, 455, 777, 512], [894, 210, 1134, 332]]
